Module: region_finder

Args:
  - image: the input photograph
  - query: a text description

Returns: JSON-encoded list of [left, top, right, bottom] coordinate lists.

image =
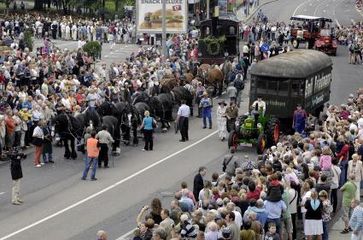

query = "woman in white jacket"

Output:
[[217, 100, 227, 141], [347, 153, 363, 200]]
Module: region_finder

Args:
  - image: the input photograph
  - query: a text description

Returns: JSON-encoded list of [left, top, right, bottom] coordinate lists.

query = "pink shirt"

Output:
[[320, 155, 332, 170]]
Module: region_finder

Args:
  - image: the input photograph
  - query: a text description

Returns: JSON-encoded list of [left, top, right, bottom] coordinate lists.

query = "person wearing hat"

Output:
[[217, 100, 228, 141], [199, 92, 213, 129]]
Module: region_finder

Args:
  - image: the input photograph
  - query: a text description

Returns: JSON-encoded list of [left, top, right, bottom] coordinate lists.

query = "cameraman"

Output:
[[10, 149, 24, 205]]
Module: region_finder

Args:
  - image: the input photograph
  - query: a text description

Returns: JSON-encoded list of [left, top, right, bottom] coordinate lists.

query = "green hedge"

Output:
[[82, 41, 101, 58]]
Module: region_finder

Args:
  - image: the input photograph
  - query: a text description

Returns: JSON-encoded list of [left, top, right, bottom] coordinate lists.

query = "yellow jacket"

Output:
[[18, 110, 32, 122]]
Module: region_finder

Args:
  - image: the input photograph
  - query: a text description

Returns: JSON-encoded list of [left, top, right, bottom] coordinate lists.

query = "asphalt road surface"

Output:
[[0, 1, 363, 238]]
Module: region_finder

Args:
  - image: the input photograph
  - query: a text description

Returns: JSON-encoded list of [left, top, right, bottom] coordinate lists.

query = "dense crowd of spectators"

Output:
[[0, 12, 137, 46], [131, 88, 363, 240]]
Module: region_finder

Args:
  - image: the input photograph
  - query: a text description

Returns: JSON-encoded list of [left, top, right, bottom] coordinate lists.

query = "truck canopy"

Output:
[[250, 49, 332, 79]]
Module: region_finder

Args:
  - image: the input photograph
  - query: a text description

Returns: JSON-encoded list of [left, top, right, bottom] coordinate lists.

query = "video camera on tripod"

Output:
[[3, 147, 27, 161]]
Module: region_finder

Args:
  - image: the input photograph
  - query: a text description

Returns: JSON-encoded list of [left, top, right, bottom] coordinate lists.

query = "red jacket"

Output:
[[337, 144, 349, 161]]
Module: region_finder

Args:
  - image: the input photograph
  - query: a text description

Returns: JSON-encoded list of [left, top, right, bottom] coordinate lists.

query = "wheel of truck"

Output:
[[257, 133, 266, 154], [228, 130, 238, 151], [266, 118, 280, 147], [292, 39, 299, 48]]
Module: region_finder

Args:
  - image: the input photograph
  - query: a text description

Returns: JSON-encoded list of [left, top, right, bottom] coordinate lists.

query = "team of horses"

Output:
[[51, 59, 235, 160]]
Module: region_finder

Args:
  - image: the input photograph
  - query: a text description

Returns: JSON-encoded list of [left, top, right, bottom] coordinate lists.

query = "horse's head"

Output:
[[85, 109, 101, 129], [51, 113, 68, 134], [97, 101, 111, 117]]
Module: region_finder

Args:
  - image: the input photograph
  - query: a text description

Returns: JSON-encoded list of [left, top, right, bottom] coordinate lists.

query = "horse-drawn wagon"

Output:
[[198, 14, 240, 64], [249, 49, 333, 130]]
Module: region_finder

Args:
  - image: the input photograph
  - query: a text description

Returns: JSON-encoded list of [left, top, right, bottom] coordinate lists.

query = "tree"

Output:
[[33, 0, 44, 10], [0, 0, 14, 11]]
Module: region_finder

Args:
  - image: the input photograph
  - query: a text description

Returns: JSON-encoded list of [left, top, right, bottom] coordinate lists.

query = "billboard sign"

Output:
[[137, 0, 188, 33]]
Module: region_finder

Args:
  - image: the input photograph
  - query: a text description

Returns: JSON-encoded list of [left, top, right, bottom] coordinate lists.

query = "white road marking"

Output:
[[0, 130, 218, 240], [313, 0, 328, 16], [335, 19, 341, 28], [0, 192, 5, 195], [292, 0, 311, 23], [116, 229, 136, 240]]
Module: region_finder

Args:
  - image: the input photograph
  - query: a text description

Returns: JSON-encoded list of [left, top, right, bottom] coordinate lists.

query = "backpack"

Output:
[[223, 155, 234, 172]]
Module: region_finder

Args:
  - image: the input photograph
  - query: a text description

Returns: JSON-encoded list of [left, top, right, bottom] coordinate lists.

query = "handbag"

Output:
[[32, 137, 43, 146]]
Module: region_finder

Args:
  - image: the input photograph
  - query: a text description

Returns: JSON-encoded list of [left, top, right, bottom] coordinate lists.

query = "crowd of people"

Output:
[[0, 10, 246, 205], [0, 12, 137, 47], [131, 88, 363, 240], [1, 6, 363, 240], [335, 22, 363, 65]]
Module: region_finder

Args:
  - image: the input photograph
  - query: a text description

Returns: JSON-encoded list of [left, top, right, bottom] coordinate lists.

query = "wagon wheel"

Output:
[[228, 130, 238, 151], [256, 133, 266, 154], [292, 39, 299, 48]]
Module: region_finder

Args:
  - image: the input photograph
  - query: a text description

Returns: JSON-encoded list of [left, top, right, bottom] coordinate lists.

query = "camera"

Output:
[[5, 147, 27, 161]]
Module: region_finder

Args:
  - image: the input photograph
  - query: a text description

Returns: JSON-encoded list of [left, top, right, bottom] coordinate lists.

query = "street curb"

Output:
[[237, 0, 279, 23]]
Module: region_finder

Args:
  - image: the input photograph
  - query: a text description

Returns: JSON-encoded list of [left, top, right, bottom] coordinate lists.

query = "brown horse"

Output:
[[160, 75, 178, 93], [196, 64, 224, 96]]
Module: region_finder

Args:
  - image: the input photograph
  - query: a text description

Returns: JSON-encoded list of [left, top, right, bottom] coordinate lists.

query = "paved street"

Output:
[[0, 1, 362, 239]]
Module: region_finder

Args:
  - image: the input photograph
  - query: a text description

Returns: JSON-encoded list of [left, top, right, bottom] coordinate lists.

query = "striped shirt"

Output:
[[350, 205, 363, 232]]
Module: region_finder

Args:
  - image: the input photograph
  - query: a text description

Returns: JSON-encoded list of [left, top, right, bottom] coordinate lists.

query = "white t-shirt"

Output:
[[288, 188, 298, 214], [331, 165, 342, 189], [233, 210, 243, 228], [301, 191, 312, 213]]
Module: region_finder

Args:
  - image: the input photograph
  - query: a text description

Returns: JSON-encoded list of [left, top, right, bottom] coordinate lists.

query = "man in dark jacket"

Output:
[[10, 152, 24, 205], [193, 166, 207, 202], [223, 154, 240, 177]]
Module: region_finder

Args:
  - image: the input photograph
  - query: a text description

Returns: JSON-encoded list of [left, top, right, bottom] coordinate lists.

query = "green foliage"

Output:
[[105, 0, 116, 11], [24, 29, 33, 51], [198, 35, 226, 56], [82, 41, 101, 58]]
